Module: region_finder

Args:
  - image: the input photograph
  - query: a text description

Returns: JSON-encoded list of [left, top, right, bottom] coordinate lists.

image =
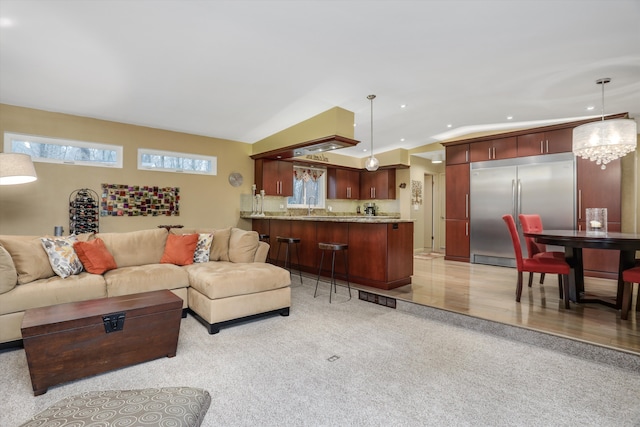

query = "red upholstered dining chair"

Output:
[[502, 214, 570, 308], [621, 266, 640, 320], [518, 214, 565, 288]]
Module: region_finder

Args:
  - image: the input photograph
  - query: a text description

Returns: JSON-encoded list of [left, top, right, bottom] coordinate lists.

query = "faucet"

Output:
[[307, 196, 316, 216]]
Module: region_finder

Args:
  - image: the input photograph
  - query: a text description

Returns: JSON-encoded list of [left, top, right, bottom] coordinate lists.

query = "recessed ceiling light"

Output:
[[400, 104, 407, 109], [400, 138, 405, 142], [362, 148, 368, 152], [587, 106, 595, 111], [447, 124, 452, 128], [507, 116, 513, 120], [353, 123, 357, 127], [0, 18, 13, 27]]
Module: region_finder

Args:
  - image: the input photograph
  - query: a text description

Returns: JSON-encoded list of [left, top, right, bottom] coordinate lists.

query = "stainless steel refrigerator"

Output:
[[469, 152, 575, 267]]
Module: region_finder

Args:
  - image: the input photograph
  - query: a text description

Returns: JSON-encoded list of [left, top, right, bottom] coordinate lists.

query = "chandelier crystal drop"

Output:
[[572, 78, 637, 170], [365, 94, 379, 172]]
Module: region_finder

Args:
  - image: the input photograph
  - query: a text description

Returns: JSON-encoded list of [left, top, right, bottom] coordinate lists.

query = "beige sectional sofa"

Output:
[[0, 227, 291, 346]]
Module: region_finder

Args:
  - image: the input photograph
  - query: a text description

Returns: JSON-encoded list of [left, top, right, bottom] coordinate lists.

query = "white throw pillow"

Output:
[[193, 233, 214, 263]]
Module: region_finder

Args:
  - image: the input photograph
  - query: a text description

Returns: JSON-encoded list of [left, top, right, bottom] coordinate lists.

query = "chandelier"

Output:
[[572, 78, 637, 170], [364, 94, 380, 171]]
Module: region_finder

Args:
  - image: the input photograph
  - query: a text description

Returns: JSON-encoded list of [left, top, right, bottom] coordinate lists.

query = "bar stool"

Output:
[[259, 234, 270, 262], [276, 236, 303, 284], [315, 242, 351, 303]]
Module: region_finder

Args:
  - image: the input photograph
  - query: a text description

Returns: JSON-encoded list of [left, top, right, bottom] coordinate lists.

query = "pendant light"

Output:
[[365, 94, 380, 171], [572, 78, 637, 170]]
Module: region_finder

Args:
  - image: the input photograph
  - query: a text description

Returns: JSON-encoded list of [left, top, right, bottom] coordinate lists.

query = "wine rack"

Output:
[[69, 188, 99, 235]]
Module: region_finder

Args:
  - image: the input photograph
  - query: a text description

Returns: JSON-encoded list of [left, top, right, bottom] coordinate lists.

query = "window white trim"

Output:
[[4, 132, 122, 168], [137, 148, 217, 176]]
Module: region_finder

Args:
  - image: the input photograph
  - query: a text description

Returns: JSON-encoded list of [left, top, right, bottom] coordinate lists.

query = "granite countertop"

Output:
[[241, 214, 413, 223]]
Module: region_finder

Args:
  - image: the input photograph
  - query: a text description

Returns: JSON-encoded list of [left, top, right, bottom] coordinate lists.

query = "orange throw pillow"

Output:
[[73, 238, 117, 275], [161, 233, 199, 266]]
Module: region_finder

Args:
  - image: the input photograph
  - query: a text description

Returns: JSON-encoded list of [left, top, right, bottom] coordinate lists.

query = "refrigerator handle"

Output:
[[517, 179, 522, 216], [511, 179, 517, 219]]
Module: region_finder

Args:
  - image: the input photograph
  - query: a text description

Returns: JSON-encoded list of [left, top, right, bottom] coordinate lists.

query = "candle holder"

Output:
[[585, 208, 607, 234], [251, 185, 257, 215], [258, 190, 266, 216]]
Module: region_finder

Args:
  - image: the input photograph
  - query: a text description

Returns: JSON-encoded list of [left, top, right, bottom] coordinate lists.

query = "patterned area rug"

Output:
[[414, 252, 445, 260]]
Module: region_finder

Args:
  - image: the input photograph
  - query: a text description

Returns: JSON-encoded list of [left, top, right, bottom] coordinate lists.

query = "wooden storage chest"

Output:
[[21, 290, 182, 395]]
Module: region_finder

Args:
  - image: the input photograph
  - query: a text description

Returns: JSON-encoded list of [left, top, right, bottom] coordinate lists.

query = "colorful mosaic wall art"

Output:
[[101, 184, 180, 217]]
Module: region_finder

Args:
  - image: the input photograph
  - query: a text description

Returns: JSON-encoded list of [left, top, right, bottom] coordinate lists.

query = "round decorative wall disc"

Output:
[[228, 172, 243, 187]]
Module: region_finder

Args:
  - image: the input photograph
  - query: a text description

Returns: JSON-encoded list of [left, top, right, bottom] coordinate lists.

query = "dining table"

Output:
[[523, 229, 640, 309]]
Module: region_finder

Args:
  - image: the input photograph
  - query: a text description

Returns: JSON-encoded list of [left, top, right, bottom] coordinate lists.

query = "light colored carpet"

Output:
[[2, 279, 640, 426]]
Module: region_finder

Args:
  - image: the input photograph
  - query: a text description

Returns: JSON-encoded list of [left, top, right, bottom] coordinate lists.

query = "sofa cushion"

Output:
[[104, 263, 189, 297], [98, 228, 168, 268], [173, 227, 231, 262], [0, 246, 18, 294], [73, 238, 118, 274], [186, 261, 290, 299], [0, 272, 107, 316], [228, 228, 259, 263], [0, 236, 55, 284], [161, 233, 199, 266], [41, 236, 84, 278], [210, 227, 232, 261], [193, 233, 214, 263]]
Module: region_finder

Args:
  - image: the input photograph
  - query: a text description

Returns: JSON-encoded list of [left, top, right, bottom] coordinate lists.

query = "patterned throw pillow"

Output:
[[40, 236, 84, 278], [193, 233, 213, 263]]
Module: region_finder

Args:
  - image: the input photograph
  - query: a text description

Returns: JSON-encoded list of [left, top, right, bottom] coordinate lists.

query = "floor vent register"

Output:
[[358, 290, 397, 309]]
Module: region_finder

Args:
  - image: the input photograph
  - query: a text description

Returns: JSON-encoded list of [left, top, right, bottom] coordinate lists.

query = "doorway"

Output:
[[423, 173, 445, 253]]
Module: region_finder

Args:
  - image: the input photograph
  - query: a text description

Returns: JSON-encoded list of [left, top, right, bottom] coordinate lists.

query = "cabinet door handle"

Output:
[[578, 190, 582, 219], [493, 146, 496, 159], [488, 147, 492, 159], [546, 140, 549, 153], [465, 150, 469, 163], [465, 222, 469, 236], [540, 140, 544, 154], [465, 194, 469, 218], [346, 187, 351, 198]]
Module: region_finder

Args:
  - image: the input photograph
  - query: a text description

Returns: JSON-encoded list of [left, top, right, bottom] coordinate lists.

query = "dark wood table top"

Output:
[[524, 230, 640, 251]]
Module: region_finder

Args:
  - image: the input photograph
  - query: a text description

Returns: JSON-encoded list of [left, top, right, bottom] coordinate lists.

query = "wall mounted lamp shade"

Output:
[[365, 94, 379, 171], [572, 78, 637, 170], [0, 153, 38, 185]]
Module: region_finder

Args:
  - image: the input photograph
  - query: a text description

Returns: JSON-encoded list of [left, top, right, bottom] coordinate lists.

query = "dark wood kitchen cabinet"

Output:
[[517, 128, 573, 157], [576, 157, 622, 278], [360, 169, 396, 200], [445, 163, 470, 262], [469, 137, 517, 162], [446, 143, 469, 165], [327, 168, 360, 199], [255, 159, 293, 196]]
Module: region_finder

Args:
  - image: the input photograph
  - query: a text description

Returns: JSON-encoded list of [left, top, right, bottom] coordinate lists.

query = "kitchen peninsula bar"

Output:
[[247, 215, 414, 290]]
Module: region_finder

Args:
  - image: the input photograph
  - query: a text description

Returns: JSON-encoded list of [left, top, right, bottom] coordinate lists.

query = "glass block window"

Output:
[[4, 132, 122, 168], [138, 148, 217, 175]]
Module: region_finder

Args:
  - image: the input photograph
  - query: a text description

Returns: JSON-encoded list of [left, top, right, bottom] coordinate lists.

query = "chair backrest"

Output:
[[502, 214, 524, 270], [519, 214, 548, 257]]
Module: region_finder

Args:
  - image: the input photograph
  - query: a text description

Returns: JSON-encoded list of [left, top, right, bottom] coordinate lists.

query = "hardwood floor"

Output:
[[352, 255, 640, 356]]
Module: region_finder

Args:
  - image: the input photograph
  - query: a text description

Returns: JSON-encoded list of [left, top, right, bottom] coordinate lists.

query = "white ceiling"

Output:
[[1, 0, 639, 160]]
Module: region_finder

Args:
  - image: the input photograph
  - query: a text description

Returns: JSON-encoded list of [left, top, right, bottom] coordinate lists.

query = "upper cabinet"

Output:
[[360, 169, 396, 200], [327, 168, 360, 199], [469, 137, 517, 162], [254, 159, 293, 196], [517, 128, 573, 157], [445, 144, 469, 165]]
